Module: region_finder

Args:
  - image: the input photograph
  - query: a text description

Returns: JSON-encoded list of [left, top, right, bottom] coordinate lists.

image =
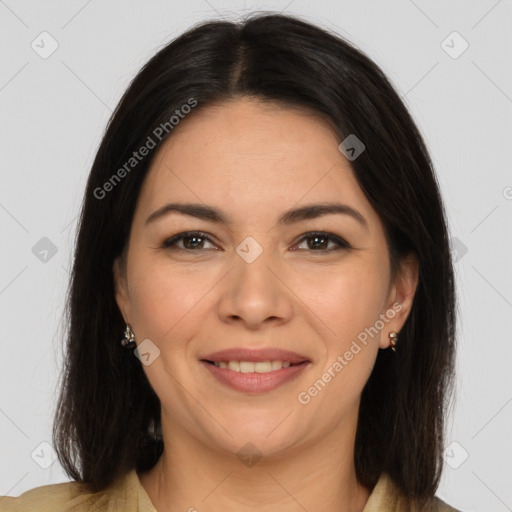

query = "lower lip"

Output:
[[200, 361, 310, 393]]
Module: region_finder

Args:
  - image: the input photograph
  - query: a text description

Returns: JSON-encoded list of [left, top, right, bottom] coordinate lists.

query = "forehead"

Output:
[[135, 98, 377, 228]]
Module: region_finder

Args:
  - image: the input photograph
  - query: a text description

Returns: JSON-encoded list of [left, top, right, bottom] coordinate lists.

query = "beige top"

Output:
[[0, 469, 460, 511]]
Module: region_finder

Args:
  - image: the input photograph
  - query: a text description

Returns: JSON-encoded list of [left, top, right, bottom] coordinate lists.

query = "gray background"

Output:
[[1, 1, 511, 511]]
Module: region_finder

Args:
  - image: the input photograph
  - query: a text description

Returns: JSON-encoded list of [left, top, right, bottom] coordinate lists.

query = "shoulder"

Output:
[[0, 470, 143, 512], [366, 473, 463, 512], [429, 495, 462, 512], [0, 480, 92, 512]]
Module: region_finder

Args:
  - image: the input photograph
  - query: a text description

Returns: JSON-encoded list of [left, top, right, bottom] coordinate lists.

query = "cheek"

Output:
[[127, 260, 212, 342], [295, 258, 389, 346], [291, 262, 389, 423]]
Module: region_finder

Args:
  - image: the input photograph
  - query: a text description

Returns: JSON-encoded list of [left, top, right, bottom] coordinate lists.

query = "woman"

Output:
[[1, 12, 459, 512]]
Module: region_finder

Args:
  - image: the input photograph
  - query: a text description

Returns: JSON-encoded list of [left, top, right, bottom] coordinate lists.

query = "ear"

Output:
[[378, 253, 419, 349], [113, 256, 131, 324]]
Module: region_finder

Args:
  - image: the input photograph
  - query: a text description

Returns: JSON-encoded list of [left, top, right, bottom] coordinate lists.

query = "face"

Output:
[[114, 97, 417, 459]]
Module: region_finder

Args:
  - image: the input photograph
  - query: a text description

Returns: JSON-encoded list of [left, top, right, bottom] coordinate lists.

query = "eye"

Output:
[[292, 232, 350, 252], [162, 231, 217, 251], [161, 231, 350, 253]]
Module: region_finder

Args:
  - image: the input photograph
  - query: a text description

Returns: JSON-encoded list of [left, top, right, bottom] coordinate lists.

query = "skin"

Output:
[[114, 97, 418, 512]]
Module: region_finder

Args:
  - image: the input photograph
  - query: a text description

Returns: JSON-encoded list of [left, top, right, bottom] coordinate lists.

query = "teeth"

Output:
[[228, 361, 240, 372], [239, 361, 254, 373], [212, 360, 295, 373], [271, 360, 283, 370]]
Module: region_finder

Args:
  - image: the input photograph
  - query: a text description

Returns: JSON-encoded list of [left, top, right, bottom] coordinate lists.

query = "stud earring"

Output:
[[121, 323, 137, 349], [389, 331, 398, 352]]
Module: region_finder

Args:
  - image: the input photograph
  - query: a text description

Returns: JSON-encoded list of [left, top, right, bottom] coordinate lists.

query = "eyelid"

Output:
[[293, 231, 351, 251], [161, 231, 217, 250], [161, 230, 351, 252]]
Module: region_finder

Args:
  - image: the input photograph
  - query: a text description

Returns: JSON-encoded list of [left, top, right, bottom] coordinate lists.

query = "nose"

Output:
[[216, 244, 294, 330]]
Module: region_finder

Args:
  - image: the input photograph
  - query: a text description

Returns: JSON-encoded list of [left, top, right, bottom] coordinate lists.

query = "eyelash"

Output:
[[161, 231, 350, 253]]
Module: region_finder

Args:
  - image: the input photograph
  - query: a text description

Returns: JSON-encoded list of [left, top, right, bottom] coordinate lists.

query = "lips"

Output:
[[199, 347, 311, 393], [200, 348, 310, 365], [200, 360, 310, 393]]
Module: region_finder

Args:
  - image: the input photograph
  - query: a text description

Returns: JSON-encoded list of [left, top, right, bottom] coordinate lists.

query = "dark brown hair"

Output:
[[53, 12, 456, 505]]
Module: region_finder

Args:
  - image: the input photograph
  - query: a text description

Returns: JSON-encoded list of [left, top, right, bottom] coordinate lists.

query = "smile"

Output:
[[200, 360, 310, 393], [209, 360, 295, 372]]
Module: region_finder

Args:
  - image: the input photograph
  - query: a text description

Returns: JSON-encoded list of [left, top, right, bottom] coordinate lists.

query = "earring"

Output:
[[148, 419, 163, 441], [121, 323, 137, 349], [389, 331, 398, 352]]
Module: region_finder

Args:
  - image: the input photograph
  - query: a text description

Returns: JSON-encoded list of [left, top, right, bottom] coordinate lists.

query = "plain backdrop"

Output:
[[1, 1, 511, 511]]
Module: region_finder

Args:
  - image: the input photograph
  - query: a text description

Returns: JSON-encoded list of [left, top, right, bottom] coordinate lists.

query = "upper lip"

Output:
[[200, 348, 310, 364]]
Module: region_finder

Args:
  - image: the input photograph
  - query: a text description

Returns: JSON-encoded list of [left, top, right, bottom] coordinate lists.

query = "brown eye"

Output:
[[293, 232, 350, 252], [162, 232, 216, 251]]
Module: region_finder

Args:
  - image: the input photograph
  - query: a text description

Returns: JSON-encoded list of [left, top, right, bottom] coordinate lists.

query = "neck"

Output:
[[138, 413, 371, 512]]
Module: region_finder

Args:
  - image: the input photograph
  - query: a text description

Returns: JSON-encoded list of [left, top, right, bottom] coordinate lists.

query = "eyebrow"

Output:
[[145, 202, 368, 229]]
